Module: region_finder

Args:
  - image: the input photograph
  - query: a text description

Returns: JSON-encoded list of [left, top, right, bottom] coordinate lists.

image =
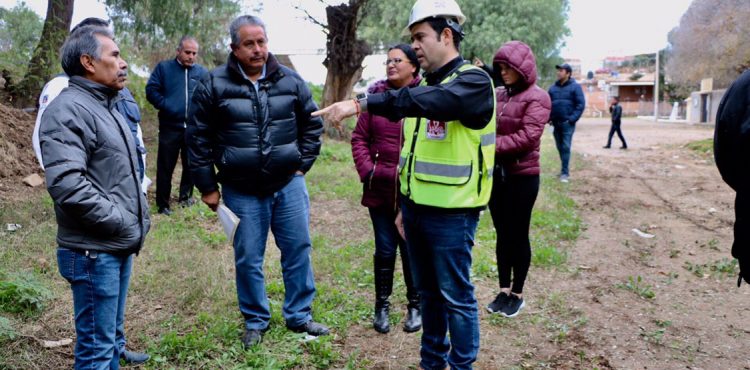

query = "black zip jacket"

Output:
[[187, 53, 324, 196], [367, 56, 495, 130]]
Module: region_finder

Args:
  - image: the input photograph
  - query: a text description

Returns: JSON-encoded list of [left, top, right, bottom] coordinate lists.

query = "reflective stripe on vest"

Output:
[[399, 63, 496, 208]]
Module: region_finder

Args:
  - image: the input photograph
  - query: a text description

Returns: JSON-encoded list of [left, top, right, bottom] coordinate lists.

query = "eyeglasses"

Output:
[[384, 58, 404, 66]]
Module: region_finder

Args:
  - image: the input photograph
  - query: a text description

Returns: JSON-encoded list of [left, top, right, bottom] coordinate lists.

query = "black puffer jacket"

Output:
[[187, 53, 324, 195]]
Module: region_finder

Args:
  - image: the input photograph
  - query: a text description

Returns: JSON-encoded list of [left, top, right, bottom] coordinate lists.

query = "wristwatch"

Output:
[[356, 92, 368, 112]]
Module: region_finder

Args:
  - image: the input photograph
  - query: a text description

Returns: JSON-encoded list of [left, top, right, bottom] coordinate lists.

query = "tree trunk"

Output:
[[320, 0, 371, 139], [16, 0, 74, 106]]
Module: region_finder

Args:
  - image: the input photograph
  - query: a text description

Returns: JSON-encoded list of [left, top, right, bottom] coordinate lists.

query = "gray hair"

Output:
[[60, 25, 114, 77], [229, 15, 267, 46], [177, 35, 198, 50]]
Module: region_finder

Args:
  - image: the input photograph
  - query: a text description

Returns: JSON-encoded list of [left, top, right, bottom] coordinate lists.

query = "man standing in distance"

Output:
[[548, 63, 585, 183], [314, 1, 496, 368], [187, 15, 327, 348], [146, 36, 208, 215], [604, 96, 627, 149], [39, 25, 151, 368]]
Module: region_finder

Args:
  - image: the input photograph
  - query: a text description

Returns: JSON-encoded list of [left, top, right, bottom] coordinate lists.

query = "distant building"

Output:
[[686, 78, 725, 124], [563, 58, 582, 80]]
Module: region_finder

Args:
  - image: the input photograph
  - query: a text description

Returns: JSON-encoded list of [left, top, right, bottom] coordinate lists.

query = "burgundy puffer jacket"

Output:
[[492, 41, 552, 176], [351, 77, 421, 210]]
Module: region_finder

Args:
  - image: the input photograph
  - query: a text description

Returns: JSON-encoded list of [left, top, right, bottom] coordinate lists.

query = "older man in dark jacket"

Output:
[[548, 63, 585, 182], [39, 25, 151, 369], [187, 15, 326, 348], [146, 36, 208, 214]]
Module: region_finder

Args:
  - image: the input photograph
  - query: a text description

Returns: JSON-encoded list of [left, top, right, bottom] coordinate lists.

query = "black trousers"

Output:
[[488, 174, 540, 294], [734, 190, 750, 261], [156, 125, 193, 209], [606, 120, 627, 148]]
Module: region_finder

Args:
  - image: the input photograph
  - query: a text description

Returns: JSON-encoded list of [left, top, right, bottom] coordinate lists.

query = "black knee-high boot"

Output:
[[373, 255, 395, 333], [400, 246, 422, 333]]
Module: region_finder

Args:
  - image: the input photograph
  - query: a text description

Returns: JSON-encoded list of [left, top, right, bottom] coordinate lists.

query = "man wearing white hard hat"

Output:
[[314, 0, 495, 368]]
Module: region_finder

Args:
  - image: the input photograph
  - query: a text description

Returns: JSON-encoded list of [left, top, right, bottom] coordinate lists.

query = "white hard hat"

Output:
[[402, 0, 466, 37]]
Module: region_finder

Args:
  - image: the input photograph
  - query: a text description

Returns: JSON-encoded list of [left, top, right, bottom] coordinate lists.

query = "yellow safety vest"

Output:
[[398, 63, 496, 208]]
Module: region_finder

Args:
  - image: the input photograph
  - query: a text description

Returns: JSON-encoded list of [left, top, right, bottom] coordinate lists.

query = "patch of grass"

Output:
[[617, 275, 656, 300], [0, 316, 16, 341], [684, 138, 713, 157], [306, 140, 361, 202], [531, 244, 567, 267], [0, 270, 53, 316], [683, 258, 738, 278]]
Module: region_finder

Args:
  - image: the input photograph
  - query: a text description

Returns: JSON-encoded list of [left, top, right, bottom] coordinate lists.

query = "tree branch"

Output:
[[294, 4, 328, 32]]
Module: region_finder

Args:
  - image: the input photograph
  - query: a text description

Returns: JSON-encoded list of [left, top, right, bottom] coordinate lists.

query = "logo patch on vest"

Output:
[[425, 120, 447, 140]]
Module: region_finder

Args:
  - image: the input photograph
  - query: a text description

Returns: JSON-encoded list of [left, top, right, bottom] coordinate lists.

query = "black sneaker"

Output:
[[241, 329, 264, 348], [287, 320, 330, 336], [486, 292, 511, 314], [157, 207, 172, 216], [500, 294, 525, 318]]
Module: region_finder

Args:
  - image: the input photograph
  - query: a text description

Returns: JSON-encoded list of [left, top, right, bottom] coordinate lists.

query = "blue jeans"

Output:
[[401, 201, 480, 370], [57, 248, 133, 370], [552, 121, 576, 176], [223, 175, 316, 330]]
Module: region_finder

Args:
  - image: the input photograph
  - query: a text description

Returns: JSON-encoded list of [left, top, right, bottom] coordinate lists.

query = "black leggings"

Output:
[[488, 174, 540, 294]]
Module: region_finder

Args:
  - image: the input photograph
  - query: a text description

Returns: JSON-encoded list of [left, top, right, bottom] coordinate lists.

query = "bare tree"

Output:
[[666, 0, 750, 90], [298, 0, 371, 138]]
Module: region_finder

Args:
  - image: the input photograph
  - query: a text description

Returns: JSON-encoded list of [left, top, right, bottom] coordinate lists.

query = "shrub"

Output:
[[0, 271, 53, 315]]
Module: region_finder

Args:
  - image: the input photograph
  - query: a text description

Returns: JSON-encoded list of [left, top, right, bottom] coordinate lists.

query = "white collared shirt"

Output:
[[238, 62, 266, 91]]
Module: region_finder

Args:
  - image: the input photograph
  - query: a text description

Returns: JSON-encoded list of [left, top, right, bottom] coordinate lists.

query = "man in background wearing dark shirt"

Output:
[[604, 96, 627, 149]]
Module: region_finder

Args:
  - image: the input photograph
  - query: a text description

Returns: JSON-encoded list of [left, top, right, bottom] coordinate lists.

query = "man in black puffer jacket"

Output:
[[187, 15, 326, 347], [715, 69, 750, 287]]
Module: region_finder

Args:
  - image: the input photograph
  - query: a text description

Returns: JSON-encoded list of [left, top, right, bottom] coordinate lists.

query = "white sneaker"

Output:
[[559, 174, 570, 183]]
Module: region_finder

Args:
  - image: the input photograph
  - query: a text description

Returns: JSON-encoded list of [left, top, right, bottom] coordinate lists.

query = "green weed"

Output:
[[0, 316, 16, 341], [0, 270, 53, 315], [683, 258, 738, 278], [617, 275, 656, 299], [684, 138, 713, 157]]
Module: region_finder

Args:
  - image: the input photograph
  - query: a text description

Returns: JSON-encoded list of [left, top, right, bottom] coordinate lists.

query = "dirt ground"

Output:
[[0, 103, 39, 196], [343, 118, 749, 369], [556, 118, 747, 369], [4, 110, 748, 369]]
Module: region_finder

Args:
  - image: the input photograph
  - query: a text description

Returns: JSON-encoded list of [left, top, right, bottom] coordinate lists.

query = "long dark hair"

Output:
[[388, 44, 420, 77]]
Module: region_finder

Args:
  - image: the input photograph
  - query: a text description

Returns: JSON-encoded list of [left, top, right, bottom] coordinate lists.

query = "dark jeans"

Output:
[[57, 248, 133, 370], [156, 125, 193, 210], [223, 176, 316, 330], [369, 207, 406, 259], [368, 207, 417, 301], [401, 201, 480, 370], [606, 120, 627, 148], [552, 121, 576, 176], [488, 174, 540, 294]]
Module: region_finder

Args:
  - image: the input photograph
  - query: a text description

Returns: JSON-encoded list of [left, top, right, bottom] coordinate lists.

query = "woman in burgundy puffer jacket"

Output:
[[351, 44, 422, 334], [485, 41, 551, 318]]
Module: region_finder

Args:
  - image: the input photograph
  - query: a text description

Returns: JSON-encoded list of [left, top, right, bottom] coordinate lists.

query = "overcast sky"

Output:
[[2, 0, 694, 83]]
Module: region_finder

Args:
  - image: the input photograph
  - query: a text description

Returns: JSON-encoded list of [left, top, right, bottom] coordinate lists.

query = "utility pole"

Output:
[[653, 50, 660, 121]]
